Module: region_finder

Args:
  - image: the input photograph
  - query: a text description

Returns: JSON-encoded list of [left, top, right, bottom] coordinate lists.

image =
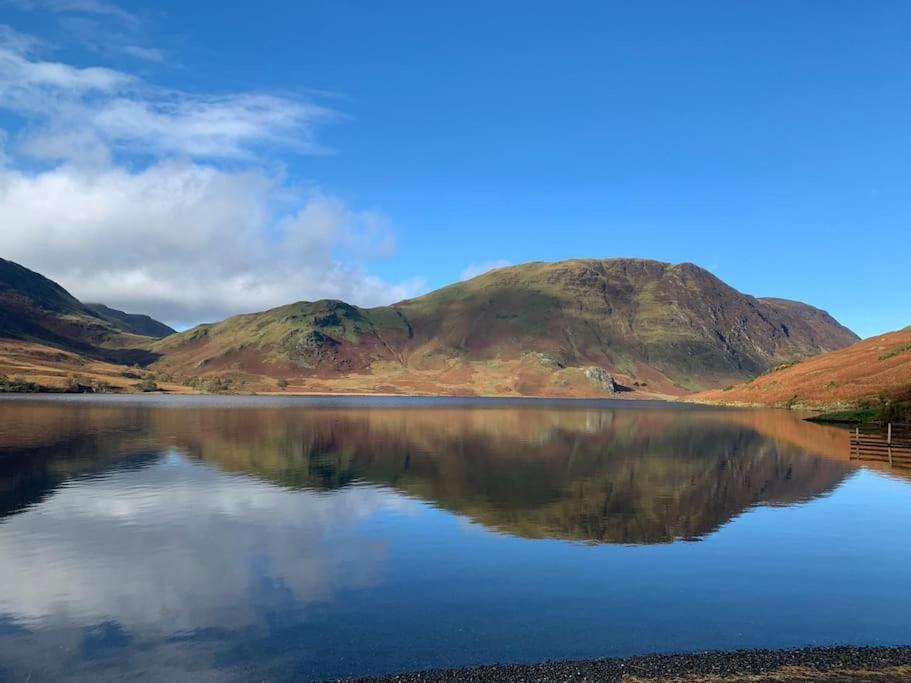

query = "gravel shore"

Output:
[[343, 645, 911, 682]]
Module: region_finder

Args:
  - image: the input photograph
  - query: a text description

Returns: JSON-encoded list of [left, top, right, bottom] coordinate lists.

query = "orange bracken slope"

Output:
[[694, 326, 911, 408]]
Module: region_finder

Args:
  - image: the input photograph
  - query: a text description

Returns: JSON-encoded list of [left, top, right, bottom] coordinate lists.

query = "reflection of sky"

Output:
[[0, 452, 909, 680], [0, 452, 413, 635]]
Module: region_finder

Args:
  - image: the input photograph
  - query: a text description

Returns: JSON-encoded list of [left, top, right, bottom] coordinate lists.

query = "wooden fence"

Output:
[[850, 423, 911, 469]]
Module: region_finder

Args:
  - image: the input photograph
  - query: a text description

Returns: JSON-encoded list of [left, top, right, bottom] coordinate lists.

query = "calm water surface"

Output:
[[0, 395, 909, 681]]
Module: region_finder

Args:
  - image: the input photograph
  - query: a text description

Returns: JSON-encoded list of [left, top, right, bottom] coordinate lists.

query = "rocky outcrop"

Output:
[[585, 366, 618, 392]]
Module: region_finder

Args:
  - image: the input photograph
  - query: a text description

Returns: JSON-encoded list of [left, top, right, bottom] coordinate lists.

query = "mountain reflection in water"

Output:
[[0, 398, 854, 544], [0, 397, 908, 682]]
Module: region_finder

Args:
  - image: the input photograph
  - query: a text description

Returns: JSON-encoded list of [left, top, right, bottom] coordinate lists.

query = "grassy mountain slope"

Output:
[[153, 258, 858, 396], [694, 326, 911, 409], [0, 257, 168, 366], [84, 303, 175, 339], [393, 260, 856, 380]]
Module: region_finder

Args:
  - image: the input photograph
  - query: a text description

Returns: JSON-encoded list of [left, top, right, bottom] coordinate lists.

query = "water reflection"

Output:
[[0, 460, 396, 631], [0, 399, 856, 544], [0, 397, 906, 681]]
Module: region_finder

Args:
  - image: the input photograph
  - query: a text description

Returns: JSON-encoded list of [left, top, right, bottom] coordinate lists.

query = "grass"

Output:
[[806, 408, 882, 425], [879, 341, 911, 361]]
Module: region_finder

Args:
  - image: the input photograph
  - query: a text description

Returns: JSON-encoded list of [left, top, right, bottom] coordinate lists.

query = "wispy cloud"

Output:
[[0, 37, 132, 96], [4, 0, 164, 62], [0, 29, 334, 161], [121, 44, 164, 62], [4, 0, 139, 26], [0, 24, 44, 54]]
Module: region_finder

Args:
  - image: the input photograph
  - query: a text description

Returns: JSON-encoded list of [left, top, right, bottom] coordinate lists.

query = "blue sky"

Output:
[[0, 1, 908, 336]]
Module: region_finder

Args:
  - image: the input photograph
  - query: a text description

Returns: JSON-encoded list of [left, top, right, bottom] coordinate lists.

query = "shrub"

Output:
[[880, 397, 911, 423], [181, 375, 235, 393], [879, 342, 911, 361], [0, 374, 41, 393], [138, 378, 159, 392], [90, 379, 114, 393]]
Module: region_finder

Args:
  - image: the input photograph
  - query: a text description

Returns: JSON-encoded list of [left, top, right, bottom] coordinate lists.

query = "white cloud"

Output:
[[460, 259, 512, 281], [0, 162, 424, 325], [0, 27, 423, 326], [120, 44, 164, 62]]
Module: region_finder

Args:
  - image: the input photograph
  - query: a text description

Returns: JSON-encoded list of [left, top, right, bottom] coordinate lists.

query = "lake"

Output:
[[0, 395, 909, 681]]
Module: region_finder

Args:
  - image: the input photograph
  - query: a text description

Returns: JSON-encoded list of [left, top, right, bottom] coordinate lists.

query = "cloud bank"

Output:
[[0, 23, 422, 326]]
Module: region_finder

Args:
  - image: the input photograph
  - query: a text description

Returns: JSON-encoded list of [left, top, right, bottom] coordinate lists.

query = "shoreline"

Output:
[[0, 385, 682, 401], [0, 391, 725, 410], [0, 387, 842, 419], [341, 645, 911, 682]]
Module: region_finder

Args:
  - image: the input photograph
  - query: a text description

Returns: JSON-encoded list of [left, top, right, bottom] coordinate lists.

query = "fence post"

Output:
[[888, 423, 893, 466], [853, 426, 859, 459]]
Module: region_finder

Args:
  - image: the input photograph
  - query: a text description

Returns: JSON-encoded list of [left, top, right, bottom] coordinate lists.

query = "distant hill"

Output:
[[85, 303, 175, 339], [153, 258, 859, 396], [694, 325, 911, 409], [0, 257, 168, 365]]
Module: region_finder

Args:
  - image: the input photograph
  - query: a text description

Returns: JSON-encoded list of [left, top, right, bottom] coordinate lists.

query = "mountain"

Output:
[[695, 325, 911, 410], [0, 257, 168, 365], [153, 258, 859, 396], [84, 303, 175, 339], [0, 257, 85, 326]]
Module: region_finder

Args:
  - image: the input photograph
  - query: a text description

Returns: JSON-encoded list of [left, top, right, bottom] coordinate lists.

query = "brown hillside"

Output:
[[694, 326, 911, 408], [0, 340, 189, 394]]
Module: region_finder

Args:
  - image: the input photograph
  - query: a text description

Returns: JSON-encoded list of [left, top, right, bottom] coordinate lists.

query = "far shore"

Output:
[[1, 386, 837, 418], [0, 389, 709, 407]]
